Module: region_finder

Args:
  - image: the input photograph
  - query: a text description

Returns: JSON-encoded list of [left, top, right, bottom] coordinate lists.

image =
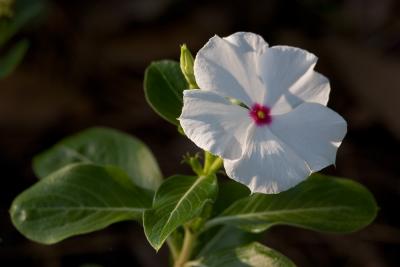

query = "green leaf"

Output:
[[195, 181, 255, 258], [144, 174, 218, 251], [195, 179, 250, 253], [213, 180, 251, 216], [196, 226, 259, 258], [0, 39, 28, 79], [199, 242, 296, 267], [204, 174, 378, 233], [33, 127, 162, 191], [10, 164, 152, 244], [144, 60, 188, 125]]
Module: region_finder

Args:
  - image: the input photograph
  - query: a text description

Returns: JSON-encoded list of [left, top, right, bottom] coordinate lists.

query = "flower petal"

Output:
[[259, 46, 329, 114], [270, 71, 330, 115], [224, 31, 268, 53], [179, 90, 251, 160], [224, 125, 311, 194], [270, 103, 347, 171], [194, 32, 267, 107]]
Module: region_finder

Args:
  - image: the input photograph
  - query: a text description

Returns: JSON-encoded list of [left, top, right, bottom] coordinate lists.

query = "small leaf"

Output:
[[0, 39, 28, 79], [144, 174, 218, 251], [205, 174, 377, 233], [33, 127, 162, 190], [144, 60, 188, 125], [200, 242, 296, 267], [10, 164, 152, 244]]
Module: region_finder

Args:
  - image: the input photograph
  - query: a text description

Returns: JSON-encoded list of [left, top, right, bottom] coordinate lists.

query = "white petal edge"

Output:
[[223, 31, 268, 53], [194, 33, 267, 107], [179, 90, 251, 160], [259, 46, 327, 113], [270, 102, 347, 172], [224, 125, 312, 194]]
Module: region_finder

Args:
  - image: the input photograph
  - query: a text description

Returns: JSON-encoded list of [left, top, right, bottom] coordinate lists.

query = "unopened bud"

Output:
[[180, 44, 198, 89]]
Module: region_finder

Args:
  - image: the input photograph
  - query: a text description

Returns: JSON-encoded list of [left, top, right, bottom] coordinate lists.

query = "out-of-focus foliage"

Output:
[[0, 0, 44, 78], [0, 0, 14, 18]]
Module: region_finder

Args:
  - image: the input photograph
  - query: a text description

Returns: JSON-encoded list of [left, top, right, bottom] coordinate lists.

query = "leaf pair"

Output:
[[142, 172, 377, 263], [10, 127, 162, 244]]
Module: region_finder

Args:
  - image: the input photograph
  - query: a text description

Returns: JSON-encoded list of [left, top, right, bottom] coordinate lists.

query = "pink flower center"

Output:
[[249, 103, 272, 126]]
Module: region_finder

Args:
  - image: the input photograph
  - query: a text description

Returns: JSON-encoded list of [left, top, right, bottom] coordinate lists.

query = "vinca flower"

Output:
[[179, 32, 347, 194]]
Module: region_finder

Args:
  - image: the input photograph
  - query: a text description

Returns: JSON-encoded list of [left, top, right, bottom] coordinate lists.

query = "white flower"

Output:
[[179, 32, 347, 194]]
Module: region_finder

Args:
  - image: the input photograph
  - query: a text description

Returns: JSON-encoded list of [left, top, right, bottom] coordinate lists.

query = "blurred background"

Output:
[[0, 0, 399, 266]]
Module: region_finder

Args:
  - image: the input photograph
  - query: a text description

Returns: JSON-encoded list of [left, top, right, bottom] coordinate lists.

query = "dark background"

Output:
[[1, 0, 400, 266]]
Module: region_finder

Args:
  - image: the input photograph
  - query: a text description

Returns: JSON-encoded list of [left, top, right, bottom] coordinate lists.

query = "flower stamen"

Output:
[[250, 103, 272, 126]]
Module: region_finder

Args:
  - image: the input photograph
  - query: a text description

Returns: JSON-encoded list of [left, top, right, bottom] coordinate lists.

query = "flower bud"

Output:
[[180, 44, 197, 89]]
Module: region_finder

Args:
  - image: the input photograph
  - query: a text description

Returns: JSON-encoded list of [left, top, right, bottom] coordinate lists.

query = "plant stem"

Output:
[[203, 151, 223, 175], [203, 151, 214, 174], [174, 226, 195, 267], [208, 157, 223, 175], [167, 237, 179, 261]]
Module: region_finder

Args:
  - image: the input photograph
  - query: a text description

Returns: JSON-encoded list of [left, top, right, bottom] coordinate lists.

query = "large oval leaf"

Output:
[[200, 242, 296, 267], [144, 174, 218, 251], [204, 174, 377, 233], [10, 164, 152, 244], [144, 60, 188, 125], [33, 127, 162, 190]]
